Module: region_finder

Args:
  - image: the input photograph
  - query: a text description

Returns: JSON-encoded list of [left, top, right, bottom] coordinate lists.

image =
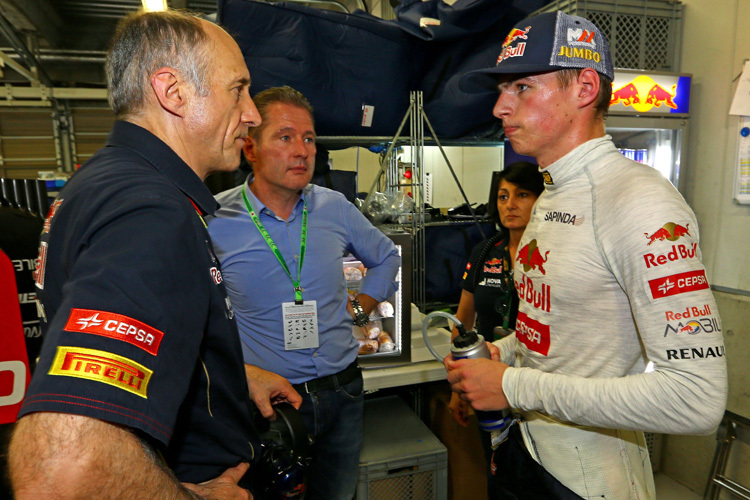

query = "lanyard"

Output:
[[241, 184, 307, 304]]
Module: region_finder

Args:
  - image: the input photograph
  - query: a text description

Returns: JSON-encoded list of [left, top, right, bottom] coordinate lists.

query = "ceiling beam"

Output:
[[0, 11, 54, 86], [0, 49, 40, 85], [0, 84, 108, 102], [0, 0, 64, 49]]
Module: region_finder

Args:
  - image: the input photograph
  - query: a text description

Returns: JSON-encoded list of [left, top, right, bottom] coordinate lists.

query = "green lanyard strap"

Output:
[[241, 184, 308, 304]]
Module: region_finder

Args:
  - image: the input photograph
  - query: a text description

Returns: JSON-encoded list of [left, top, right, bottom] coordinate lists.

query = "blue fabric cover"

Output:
[[396, 0, 552, 138], [219, 0, 420, 137], [218, 0, 550, 139]]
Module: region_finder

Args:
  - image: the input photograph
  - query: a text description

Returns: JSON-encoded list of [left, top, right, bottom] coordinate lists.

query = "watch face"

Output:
[[354, 317, 369, 327]]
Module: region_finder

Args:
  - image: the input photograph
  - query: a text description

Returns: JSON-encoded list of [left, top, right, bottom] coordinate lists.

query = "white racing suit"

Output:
[[496, 136, 727, 500]]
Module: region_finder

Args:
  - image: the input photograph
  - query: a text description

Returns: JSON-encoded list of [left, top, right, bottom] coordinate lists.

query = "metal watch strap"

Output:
[[351, 298, 369, 326]]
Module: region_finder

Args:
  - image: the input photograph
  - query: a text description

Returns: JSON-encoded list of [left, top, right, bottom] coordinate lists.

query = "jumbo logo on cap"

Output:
[[557, 26, 601, 63], [458, 11, 614, 95]]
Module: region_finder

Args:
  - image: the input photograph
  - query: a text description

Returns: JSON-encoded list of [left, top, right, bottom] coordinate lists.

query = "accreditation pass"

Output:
[[282, 300, 319, 350]]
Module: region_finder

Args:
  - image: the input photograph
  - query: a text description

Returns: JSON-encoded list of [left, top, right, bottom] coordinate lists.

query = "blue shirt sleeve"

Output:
[[342, 201, 400, 301]]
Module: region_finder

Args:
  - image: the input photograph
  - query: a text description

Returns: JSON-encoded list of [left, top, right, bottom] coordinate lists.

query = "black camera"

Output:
[[252, 402, 312, 500]]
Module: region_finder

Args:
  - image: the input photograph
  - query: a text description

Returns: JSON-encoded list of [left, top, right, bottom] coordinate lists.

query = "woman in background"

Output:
[[448, 161, 544, 493]]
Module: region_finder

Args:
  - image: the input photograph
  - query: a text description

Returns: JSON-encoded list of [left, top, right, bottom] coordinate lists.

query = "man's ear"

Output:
[[150, 67, 187, 117], [243, 136, 257, 163], [577, 68, 601, 109]]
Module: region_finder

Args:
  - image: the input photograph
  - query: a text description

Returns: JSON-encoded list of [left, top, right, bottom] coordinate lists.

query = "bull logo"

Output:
[[517, 239, 549, 274], [503, 26, 531, 47], [610, 83, 641, 106], [645, 222, 690, 246], [609, 75, 682, 113], [645, 84, 678, 109]]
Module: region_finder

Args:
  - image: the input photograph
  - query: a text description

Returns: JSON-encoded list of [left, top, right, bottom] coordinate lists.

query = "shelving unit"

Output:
[[321, 91, 498, 312]]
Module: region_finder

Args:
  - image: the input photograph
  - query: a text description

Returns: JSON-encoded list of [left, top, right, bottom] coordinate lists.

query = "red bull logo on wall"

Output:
[[609, 72, 691, 115]]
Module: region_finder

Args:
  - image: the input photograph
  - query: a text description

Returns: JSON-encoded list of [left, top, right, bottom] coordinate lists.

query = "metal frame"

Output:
[[704, 410, 750, 500], [358, 91, 487, 311]]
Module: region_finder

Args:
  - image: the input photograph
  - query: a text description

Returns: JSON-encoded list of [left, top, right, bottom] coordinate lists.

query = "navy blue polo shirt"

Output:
[[20, 120, 259, 483]]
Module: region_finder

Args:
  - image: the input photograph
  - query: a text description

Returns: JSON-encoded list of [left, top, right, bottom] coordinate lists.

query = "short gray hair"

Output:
[[105, 10, 213, 118], [249, 86, 315, 140]]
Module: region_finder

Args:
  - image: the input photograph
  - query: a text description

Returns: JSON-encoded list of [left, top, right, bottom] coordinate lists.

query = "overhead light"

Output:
[[142, 0, 168, 11]]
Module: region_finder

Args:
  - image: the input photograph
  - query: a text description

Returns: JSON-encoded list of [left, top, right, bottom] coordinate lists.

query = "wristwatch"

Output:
[[350, 298, 370, 327]]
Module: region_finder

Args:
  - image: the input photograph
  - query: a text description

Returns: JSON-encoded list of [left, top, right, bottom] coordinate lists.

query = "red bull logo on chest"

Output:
[[517, 239, 549, 274]]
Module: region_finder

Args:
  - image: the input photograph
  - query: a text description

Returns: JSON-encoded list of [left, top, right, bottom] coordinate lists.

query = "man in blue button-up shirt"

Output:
[[208, 86, 400, 500]]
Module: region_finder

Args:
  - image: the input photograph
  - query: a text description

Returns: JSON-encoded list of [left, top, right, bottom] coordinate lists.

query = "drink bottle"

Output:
[[450, 329, 511, 433]]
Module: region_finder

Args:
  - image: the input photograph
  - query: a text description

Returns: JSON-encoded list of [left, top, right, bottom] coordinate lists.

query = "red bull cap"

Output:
[[460, 11, 614, 94]]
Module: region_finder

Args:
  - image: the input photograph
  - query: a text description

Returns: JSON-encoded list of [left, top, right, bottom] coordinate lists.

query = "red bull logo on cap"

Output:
[[502, 26, 531, 48], [497, 26, 531, 64]]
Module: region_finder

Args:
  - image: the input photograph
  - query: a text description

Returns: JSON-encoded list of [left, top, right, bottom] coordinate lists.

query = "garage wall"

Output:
[[658, 0, 750, 495], [0, 109, 57, 178], [0, 106, 114, 179], [329, 145, 504, 210]]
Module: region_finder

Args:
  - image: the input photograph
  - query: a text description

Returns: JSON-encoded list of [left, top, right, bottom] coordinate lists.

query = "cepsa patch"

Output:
[[515, 311, 550, 356], [49, 346, 152, 398], [648, 270, 709, 299], [63, 308, 164, 355]]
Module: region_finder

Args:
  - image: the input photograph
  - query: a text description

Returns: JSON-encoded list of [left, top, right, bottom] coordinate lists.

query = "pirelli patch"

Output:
[[49, 346, 152, 398]]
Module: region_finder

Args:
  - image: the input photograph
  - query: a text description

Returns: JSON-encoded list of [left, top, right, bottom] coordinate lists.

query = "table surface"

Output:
[[362, 326, 452, 391]]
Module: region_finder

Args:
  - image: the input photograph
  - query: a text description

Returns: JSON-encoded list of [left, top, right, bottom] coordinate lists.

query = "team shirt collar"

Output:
[[106, 120, 220, 216], [541, 135, 613, 190]]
